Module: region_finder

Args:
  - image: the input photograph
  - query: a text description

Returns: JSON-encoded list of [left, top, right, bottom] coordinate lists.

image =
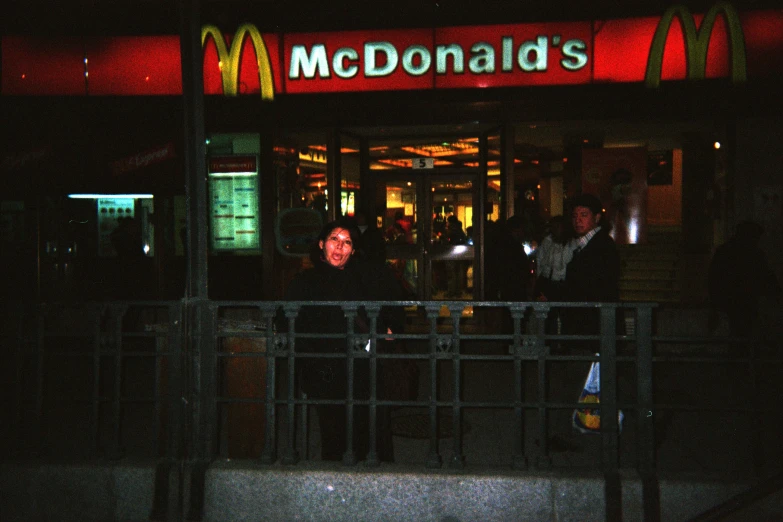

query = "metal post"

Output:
[[636, 304, 660, 521], [599, 304, 621, 522], [179, 0, 210, 520], [425, 303, 442, 469], [511, 303, 528, 470], [448, 304, 465, 470]]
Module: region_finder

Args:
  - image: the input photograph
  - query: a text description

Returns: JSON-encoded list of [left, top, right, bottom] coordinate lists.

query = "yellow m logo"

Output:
[[201, 23, 275, 100], [645, 1, 746, 88]]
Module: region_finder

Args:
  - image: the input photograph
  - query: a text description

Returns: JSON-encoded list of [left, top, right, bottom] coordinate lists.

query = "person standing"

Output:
[[534, 215, 574, 340], [549, 194, 622, 450], [562, 193, 621, 343], [281, 218, 404, 462], [708, 220, 781, 342], [534, 215, 573, 303]]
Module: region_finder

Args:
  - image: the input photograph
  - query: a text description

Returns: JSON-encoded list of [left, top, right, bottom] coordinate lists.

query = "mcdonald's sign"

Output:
[[201, 23, 276, 100], [644, 1, 746, 88], [2, 3, 781, 97]]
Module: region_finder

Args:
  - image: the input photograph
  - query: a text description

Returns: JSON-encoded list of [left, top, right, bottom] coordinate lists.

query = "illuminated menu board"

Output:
[[208, 155, 260, 251]]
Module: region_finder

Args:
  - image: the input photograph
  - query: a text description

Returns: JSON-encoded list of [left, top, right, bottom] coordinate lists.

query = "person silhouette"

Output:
[[708, 220, 781, 344]]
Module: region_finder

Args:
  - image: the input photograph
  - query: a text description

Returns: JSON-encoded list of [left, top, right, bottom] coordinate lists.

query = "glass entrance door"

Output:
[[426, 175, 476, 299], [345, 126, 504, 300], [375, 171, 479, 300]]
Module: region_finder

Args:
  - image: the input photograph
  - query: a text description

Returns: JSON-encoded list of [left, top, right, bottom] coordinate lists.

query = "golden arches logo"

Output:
[[201, 23, 275, 100], [645, 1, 746, 88]]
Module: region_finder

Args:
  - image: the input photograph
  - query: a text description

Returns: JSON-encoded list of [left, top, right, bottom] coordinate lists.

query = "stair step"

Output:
[[621, 260, 678, 271], [619, 246, 681, 257], [621, 270, 678, 281], [620, 289, 680, 302], [620, 281, 679, 291]]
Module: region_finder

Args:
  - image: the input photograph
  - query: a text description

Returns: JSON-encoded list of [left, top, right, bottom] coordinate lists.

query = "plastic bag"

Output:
[[572, 359, 624, 434]]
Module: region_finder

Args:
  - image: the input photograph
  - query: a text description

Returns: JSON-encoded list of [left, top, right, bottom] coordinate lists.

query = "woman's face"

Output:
[[319, 227, 355, 269]]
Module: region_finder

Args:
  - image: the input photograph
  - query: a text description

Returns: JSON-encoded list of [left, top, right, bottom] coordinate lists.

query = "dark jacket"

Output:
[[281, 258, 406, 462], [564, 228, 621, 303]]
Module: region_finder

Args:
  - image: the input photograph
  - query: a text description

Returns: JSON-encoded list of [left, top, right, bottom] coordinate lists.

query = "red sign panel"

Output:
[[2, 6, 783, 96], [1, 36, 87, 95], [208, 156, 258, 174], [87, 36, 182, 95]]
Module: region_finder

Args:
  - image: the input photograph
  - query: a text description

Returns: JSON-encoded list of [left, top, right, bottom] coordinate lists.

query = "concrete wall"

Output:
[[3, 460, 779, 522]]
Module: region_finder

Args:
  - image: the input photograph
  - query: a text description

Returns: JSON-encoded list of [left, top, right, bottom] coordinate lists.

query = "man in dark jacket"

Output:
[[562, 193, 621, 339]]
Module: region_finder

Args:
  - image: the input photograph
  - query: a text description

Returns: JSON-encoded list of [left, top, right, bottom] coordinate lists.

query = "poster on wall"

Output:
[[581, 147, 648, 245], [208, 155, 260, 251], [97, 198, 135, 256]]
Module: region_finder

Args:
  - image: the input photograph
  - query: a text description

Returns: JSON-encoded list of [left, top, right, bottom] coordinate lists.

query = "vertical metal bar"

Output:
[[180, 0, 208, 302], [150, 302, 186, 522], [599, 304, 620, 522], [365, 304, 381, 467], [11, 305, 25, 448], [33, 307, 45, 453], [636, 308, 655, 464], [179, 0, 208, 516], [425, 303, 442, 468], [282, 305, 300, 464], [476, 133, 487, 298], [110, 304, 124, 459], [186, 302, 200, 461], [535, 304, 552, 469], [326, 131, 341, 222], [343, 304, 358, 466], [201, 303, 218, 461], [501, 122, 515, 221], [511, 303, 528, 470], [260, 306, 278, 464], [152, 306, 162, 458], [91, 305, 102, 457], [168, 302, 185, 460], [449, 305, 465, 470], [600, 305, 619, 467], [636, 304, 660, 522]]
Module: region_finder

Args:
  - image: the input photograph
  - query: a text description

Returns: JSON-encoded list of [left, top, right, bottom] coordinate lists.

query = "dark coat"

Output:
[[562, 228, 621, 339], [281, 258, 406, 461], [564, 228, 621, 303], [280, 258, 405, 394]]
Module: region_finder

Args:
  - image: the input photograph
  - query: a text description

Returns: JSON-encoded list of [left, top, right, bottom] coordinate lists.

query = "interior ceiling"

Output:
[[324, 119, 712, 162]]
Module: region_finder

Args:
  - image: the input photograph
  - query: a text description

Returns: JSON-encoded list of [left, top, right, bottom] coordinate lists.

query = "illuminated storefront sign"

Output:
[[645, 1, 746, 88], [2, 3, 782, 96], [202, 24, 275, 100], [208, 155, 261, 251]]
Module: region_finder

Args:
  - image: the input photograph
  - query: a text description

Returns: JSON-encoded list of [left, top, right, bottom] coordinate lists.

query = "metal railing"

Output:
[[2, 299, 781, 518]]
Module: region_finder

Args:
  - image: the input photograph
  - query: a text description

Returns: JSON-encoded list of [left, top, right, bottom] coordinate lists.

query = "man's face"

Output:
[[572, 206, 601, 237]]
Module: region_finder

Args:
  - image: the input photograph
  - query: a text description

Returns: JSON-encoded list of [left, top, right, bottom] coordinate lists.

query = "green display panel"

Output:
[[208, 156, 260, 252]]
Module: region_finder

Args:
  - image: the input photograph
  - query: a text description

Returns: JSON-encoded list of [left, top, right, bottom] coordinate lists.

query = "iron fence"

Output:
[[2, 299, 781, 517]]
